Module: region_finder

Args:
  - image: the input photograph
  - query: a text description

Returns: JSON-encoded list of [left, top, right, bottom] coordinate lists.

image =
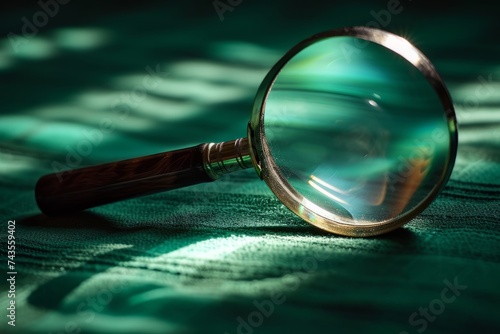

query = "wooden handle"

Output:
[[35, 144, 214, 216]]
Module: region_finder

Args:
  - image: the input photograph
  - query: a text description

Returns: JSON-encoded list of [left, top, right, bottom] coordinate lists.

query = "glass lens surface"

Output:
[[263, 36, 453, 226]]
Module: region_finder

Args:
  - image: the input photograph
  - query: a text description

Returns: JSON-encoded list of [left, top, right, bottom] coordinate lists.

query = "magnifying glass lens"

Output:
[[263, 36, 453, 226]]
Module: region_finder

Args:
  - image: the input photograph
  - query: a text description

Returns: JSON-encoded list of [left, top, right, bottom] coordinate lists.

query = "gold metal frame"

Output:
[[247, 26, 458, 237]]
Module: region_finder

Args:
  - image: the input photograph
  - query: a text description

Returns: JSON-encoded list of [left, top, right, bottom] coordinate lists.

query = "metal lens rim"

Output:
[[247, 26, 458, 237]]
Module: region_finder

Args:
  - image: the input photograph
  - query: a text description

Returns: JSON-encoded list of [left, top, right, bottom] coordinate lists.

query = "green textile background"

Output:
[[0, 1, 499, 333]]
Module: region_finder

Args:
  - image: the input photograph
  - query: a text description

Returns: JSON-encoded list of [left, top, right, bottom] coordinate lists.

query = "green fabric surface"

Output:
[[1, 1, 499, 333]]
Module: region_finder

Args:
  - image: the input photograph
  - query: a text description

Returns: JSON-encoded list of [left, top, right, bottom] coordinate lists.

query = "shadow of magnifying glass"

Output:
[[35, 26, 458, 237]]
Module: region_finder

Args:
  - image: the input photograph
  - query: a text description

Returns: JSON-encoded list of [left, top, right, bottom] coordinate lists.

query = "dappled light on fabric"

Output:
[[0, 1, 499, 334]]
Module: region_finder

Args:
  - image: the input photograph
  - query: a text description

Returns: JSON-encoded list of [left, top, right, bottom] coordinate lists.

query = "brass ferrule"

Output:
[[203, 138, 252, 180]]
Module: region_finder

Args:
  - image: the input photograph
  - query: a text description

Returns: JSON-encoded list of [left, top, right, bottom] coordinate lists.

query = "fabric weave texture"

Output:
[[0, 2, 499, 333]]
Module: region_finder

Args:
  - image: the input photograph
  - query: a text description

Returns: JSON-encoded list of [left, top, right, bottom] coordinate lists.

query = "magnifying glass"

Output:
[[35, 26, 458, 237]]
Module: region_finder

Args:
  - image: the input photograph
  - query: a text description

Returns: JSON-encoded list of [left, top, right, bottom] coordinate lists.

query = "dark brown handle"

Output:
[[35, 144, 214, 216]]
